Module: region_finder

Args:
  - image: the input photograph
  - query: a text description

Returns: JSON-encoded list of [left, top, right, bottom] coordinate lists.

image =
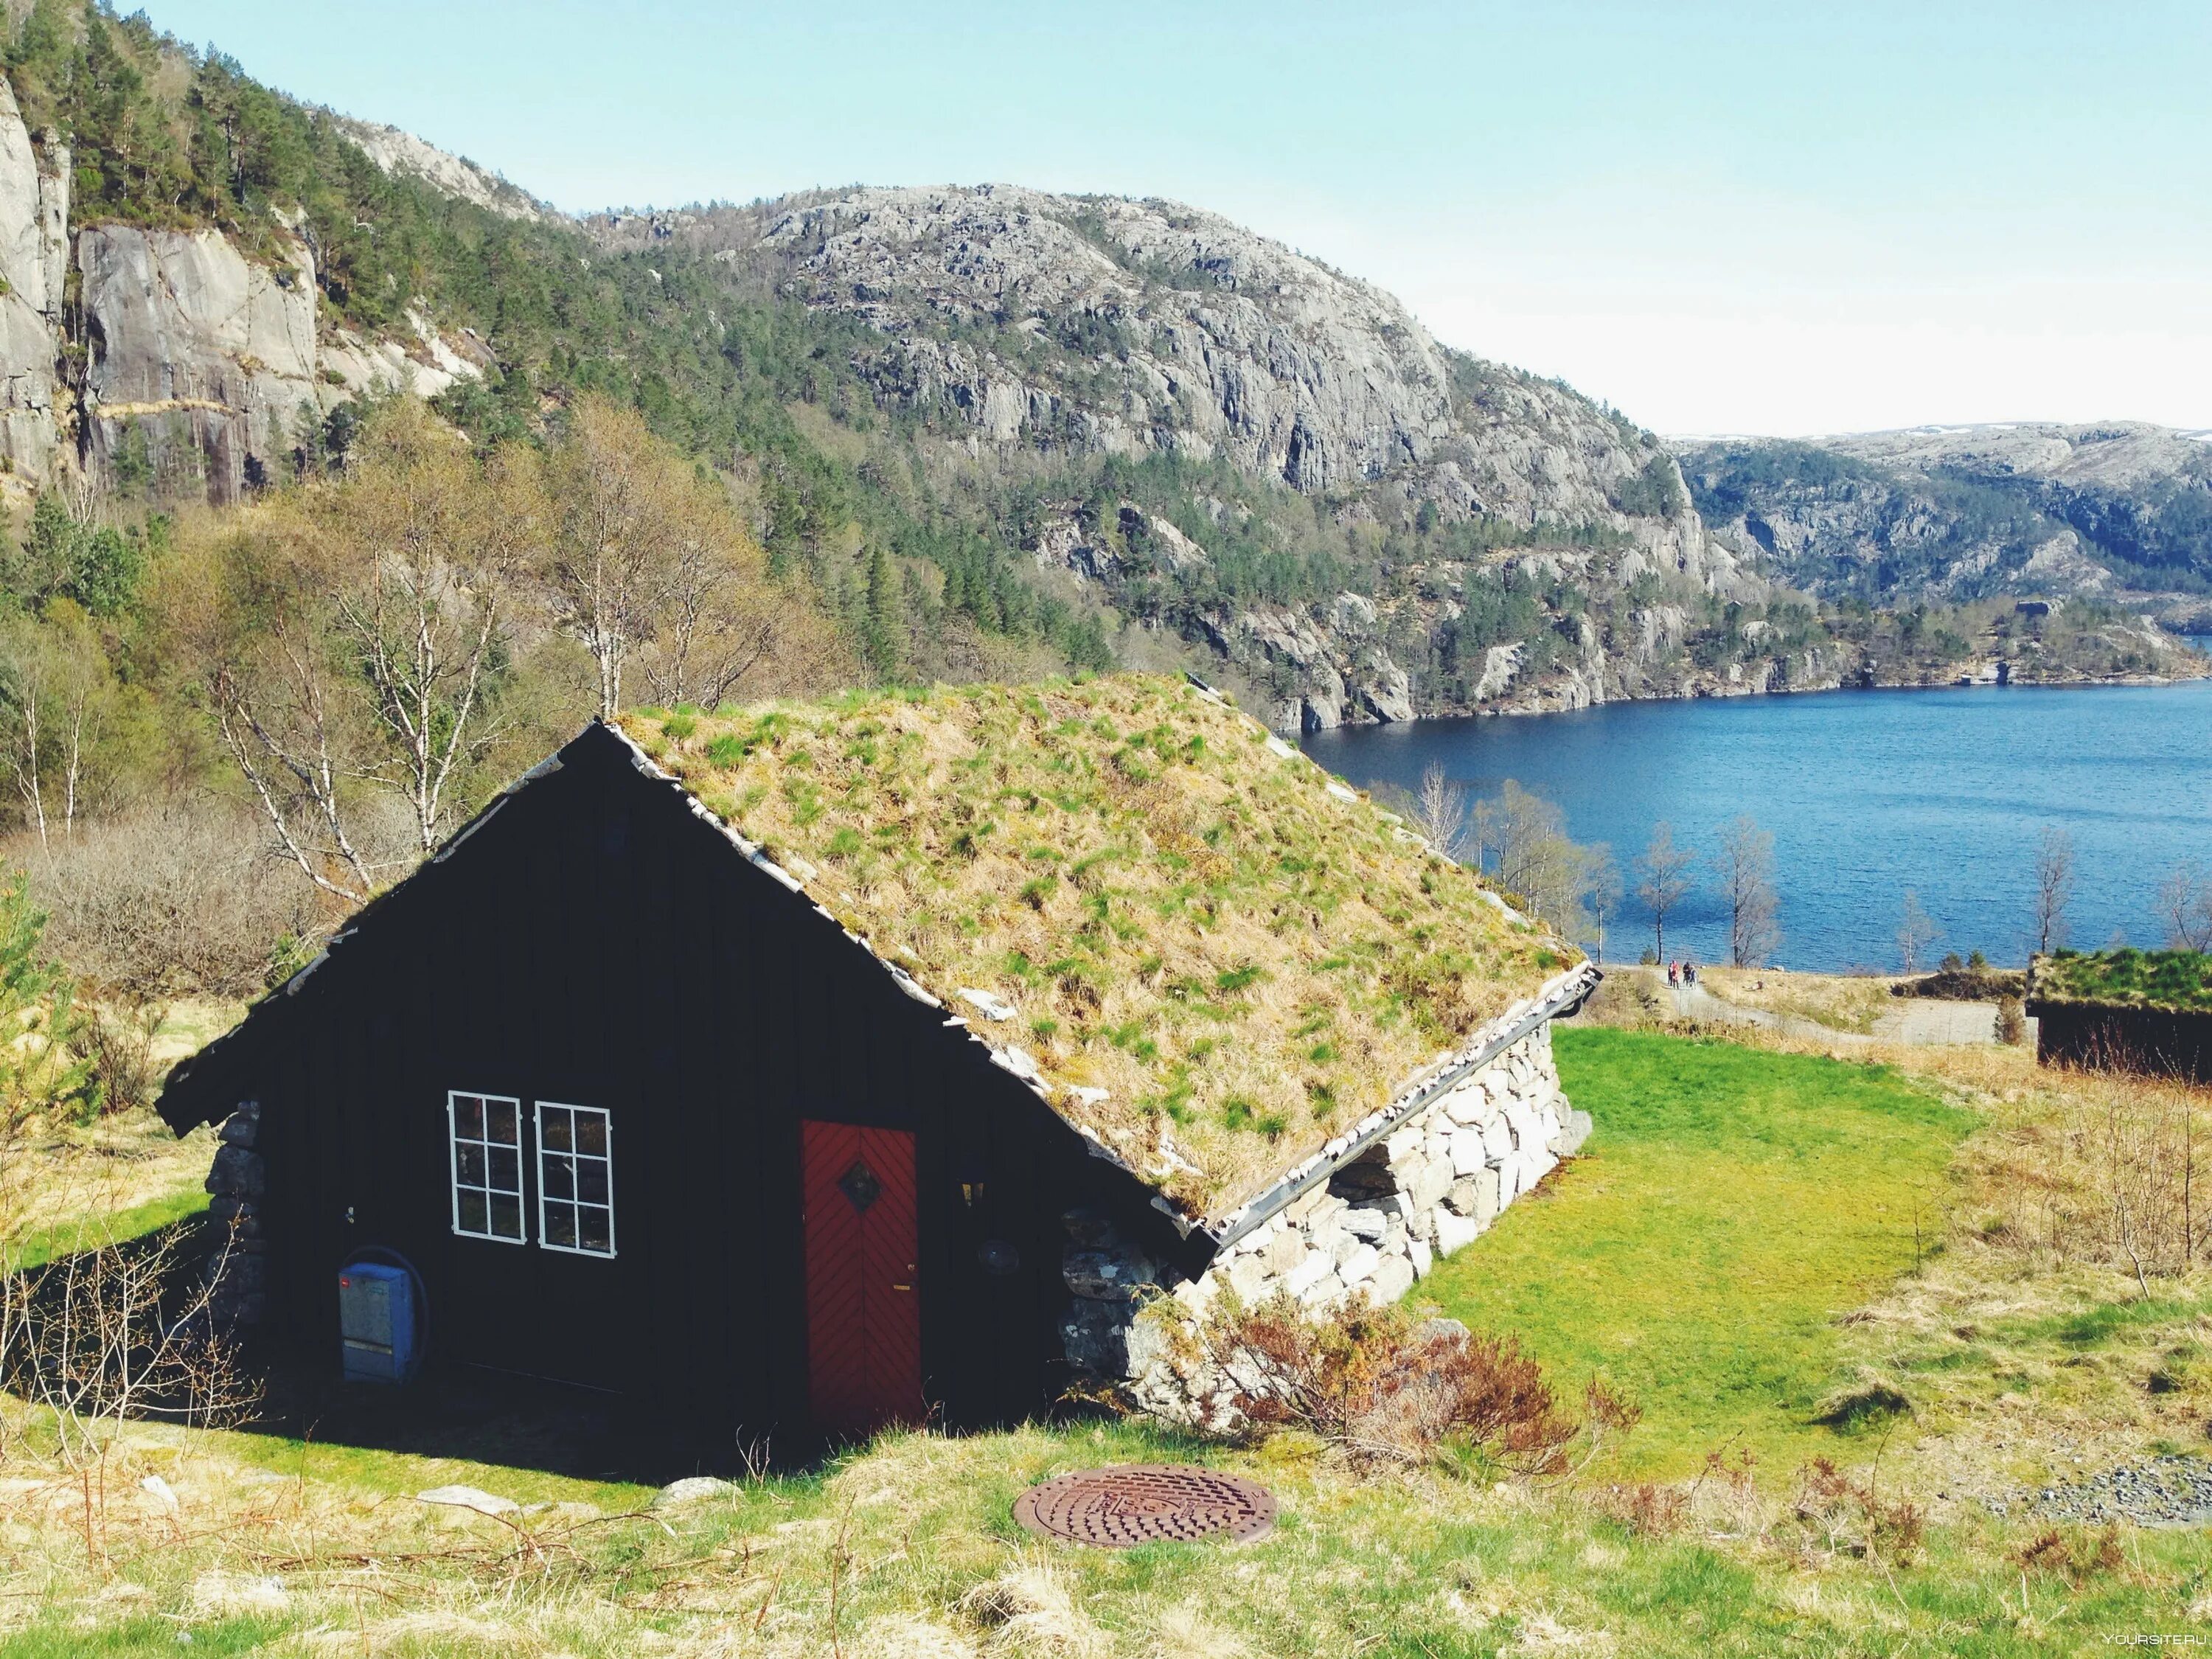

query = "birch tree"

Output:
[[1713, 815, 1781, 968], [542, 398, 690, 717], [167, 403, 541, 902], [2031, 827, 2076, 956], [1635, 821, 1697, 962]]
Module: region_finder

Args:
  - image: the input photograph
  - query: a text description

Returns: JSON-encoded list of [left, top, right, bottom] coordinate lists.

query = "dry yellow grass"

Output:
[[621, 675, 1575, 1217]]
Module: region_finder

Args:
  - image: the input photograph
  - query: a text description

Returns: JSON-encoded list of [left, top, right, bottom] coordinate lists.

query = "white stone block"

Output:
[[1408, 1238, 1433, 1279], [1384, 1123, 1426, 1167], [1505, 1101, 1542, 1151], [1368, 1253, 1416, 1304], [1449, 1129, 1489, 1177], [1298, 1270, 1344, 1308], [1340, 1206, 1389, 1242], [1225, 1253, 1270, 1303], [1284, 1249, 1336, 1298], [1338, 1242, 1380, 1287], [1481, 1117, 1514, 1161], [1406, 1156, 1453, 1211], [1176, 1275, 1219, 1312], [1443, 1080, 1489, 1126], [1433, 1208, 1484, 1256]]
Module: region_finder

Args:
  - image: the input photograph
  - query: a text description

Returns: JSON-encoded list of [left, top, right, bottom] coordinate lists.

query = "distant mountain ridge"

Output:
[[1676, 422, 2212, 627]]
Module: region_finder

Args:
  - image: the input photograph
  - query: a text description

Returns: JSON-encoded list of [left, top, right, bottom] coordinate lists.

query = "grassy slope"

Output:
[[2037, 948, 2212, 1012], [1427, 1027, 1976, 1474]]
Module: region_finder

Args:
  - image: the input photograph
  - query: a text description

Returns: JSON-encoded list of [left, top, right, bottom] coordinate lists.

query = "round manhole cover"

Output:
[[1013, 1464, 1276, 1547]]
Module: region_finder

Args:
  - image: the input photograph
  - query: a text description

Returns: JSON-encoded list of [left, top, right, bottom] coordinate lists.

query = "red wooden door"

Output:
[[801, 1121, 923, 1435]]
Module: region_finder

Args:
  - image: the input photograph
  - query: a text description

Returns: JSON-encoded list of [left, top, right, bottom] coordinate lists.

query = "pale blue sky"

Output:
[[142, 1, 2211, 436]]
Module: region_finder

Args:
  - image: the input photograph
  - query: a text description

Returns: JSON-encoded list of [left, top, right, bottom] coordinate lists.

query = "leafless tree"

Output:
[[2031, 826, 2076, 956], [0, 606, 120, 849], [637, 544, 780, 711], [1408, 761, 1470, 860], [2156, 862, 2212, 952], [328, 419, 540, 858], [1635, 821, 1697, 961], [1712, 815, 1781, 968], [1478, 781, 1600, 933], [543, 398, 692, 717], [167, 406, 540, 902], [1896, 889, 1941, 974], [1585, 844, 1622, 964]]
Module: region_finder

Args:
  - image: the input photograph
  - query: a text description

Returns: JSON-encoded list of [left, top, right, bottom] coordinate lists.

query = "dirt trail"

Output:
[[1632, 970, 2025, 1048]]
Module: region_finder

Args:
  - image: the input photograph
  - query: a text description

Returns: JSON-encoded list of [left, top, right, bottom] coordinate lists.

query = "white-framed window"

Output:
[[448, 1091, 526, 1243], [535, 1102, 616, 1257]]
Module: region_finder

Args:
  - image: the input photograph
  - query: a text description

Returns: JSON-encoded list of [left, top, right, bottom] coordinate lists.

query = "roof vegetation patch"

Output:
[[2032, 948, 2212, 1015], [621, 675, 1574, 1214]]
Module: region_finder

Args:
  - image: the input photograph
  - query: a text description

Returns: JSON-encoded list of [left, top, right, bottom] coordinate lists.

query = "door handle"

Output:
[[891, 1283, 913, 1292]]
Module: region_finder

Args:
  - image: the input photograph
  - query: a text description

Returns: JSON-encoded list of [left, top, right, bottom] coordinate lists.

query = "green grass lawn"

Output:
[[12, 1186, 209, 1271], [1424, 1026, 1978, 1475]]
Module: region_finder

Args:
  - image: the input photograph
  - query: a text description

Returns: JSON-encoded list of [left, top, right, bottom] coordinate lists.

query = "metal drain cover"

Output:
[[1013, 1464, 1276, 1547]]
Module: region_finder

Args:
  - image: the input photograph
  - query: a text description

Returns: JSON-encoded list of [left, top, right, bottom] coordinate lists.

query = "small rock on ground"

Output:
[[653, 1475, 739, 1508]]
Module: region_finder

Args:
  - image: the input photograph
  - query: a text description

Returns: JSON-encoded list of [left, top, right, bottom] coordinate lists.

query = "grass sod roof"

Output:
[[2029, 948, 2212, 1015], [619, 675, 1579, 1219]]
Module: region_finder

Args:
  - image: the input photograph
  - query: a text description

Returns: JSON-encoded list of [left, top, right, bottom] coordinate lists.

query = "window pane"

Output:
[[455, 1096, 484, 1139], [576, 1113, 607, 1156], [543, 1155, 574, 1200], [486, 1099, 518, 1144], [487, 1146, 520, 1194], [490, 1194, 523, 1239], [579, 1207, 611, 1253], [577, 1160, 609, 1205], [545, 1203, 577, 1248], [457, 1189, 488, 1234], [542, 1110, 572, 1152], [456, 1144, 486, 1186]]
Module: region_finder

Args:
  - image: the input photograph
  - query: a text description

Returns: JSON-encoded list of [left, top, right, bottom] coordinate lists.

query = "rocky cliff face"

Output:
[[0, 73, 482, 503], [1679, 423, 2212, 624], [601, 184, 1802, 725]]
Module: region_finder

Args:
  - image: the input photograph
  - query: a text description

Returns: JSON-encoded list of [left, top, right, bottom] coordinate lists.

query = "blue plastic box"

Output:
[[338, 1262, 418, 1383]]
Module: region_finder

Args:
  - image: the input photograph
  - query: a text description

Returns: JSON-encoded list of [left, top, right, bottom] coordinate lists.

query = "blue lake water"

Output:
[[1302, 680, 2212, 971]]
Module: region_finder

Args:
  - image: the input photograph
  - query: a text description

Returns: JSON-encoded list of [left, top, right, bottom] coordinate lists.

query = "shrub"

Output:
[[1791, 1456, 1924, 1565], [24, 805, 328, 1000], [1995, 995, 2028, 1045], [1173, 1291, 1638, 1472]]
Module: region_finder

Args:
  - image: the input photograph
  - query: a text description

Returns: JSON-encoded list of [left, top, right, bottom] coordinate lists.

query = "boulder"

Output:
[[653, 1477, 737, 1509], [1432, 1208, 1484, 1257], [1367, 1253, 1416, 1304]]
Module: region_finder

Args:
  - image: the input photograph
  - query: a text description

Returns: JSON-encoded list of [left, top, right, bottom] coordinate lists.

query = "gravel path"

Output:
[[2023, 1457, 2212, 1528]]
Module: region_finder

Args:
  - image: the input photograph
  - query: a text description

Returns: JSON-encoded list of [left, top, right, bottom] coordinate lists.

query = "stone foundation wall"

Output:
[[1061, 1022, 1590, 1397], [202, 1100, 266, 1329]]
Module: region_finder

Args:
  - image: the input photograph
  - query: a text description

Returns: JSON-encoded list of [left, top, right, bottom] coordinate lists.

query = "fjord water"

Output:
[[1303, 680, 2212, 971]]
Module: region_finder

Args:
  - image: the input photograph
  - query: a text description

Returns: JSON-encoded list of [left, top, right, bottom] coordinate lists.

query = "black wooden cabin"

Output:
[[158, 722, 1191, 1444]]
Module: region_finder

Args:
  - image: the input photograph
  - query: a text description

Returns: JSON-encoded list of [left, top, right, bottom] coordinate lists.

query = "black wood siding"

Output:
[[2034, 1002, 2212, 1084], [214, 723, 1178, 1439]]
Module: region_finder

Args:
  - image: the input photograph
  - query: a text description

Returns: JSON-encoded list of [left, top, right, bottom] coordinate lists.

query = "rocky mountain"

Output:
[[588, 187, 1877, 726], [0, 72, 487, 504], [0, 1, 2198, 727], [1678, 423, 2212, 627]]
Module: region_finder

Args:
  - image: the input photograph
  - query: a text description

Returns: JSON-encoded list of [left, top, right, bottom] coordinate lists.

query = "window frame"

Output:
[[446, 1090, 528, 1245], [533, 1100, 617, 1259]]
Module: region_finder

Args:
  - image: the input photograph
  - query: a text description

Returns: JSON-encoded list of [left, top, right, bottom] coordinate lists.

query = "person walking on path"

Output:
[[1668, 959, 1680, 989]]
